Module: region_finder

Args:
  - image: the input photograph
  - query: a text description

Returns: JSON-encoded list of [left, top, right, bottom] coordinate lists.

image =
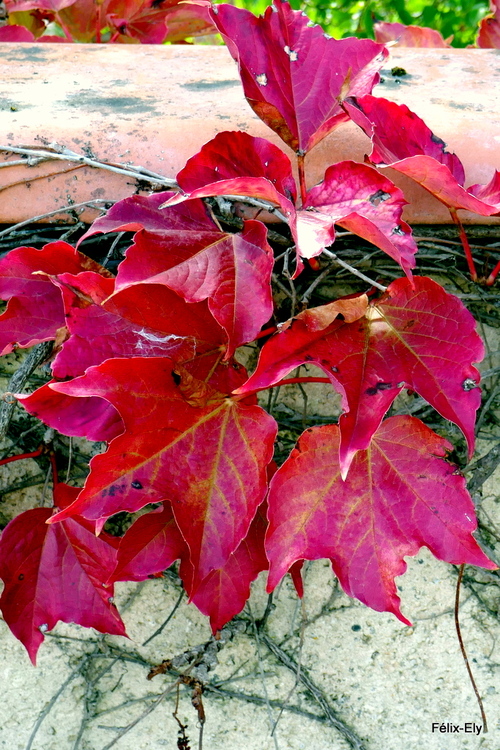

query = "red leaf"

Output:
[[105, 0, 169, 43], [235, 278, 484, 475], [374, 22, 451, 47], [0, 24, 36, 40], [122, 221, 274, 358], [0, 484, 125, 664], [177, 131, 297, 204], [55, 0, 111, 42], [162, 2, 215, 43], [297, 160, 417, 276], [18, 382, 124, 442], [190, 501, 269, 633], [163, 176, 296, 223], [0, 242, 110, 355], [48, 358, 277, 587], [6, 0, 74, 11], [50, 271, 195, 378], [209, 0, 387, 153], [266, 417, 496, 624], [477, 2, 500, 48], [344, 95, 500, 215], [111, 504, 187, 582], [103, 284, 225, 353], [78, 192, 217, 246]]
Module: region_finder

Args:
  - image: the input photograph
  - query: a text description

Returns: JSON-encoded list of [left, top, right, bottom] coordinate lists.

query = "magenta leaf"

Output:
[[266, 417, 496, 624], [0, 484, 126, 664], [0, 24, 36, 40], [297, 160, 417, 276], [209, 0, 387, 153]]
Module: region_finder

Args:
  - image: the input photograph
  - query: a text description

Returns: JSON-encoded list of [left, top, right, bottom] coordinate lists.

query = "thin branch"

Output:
[[25, 657, 91, 750], [0, 201, 111, 239], [0, 145, 178, 189], [142, 589, 185, 646], [205, 684, 328, 725], [467, 442, 500, 495], [0, 341, 53, 438], [99, 679, 181, 750], [322, 249, 387, 291], [454, 565, 488, 732], [301, 259, 337, 304], [212, 194, 289, 224], [261, 634, 367, 750], [248, 604, 280, 750]]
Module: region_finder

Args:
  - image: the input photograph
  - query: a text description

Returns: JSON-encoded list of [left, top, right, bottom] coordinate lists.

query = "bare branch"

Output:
[[0, 144, 178, 189]]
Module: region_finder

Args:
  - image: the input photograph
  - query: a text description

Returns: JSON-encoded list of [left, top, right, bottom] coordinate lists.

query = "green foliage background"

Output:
[[235, 0, 490, 46]]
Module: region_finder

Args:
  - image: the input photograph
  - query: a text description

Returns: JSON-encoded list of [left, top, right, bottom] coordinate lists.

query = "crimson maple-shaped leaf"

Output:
[[47, 358, 277, 587], [50, 270, 195, 378], [266, 416, 496, 624], [190, 501, 269, 633], [110, 503, 187, 582], [0, 484, 126, 664], [297, 160, 417, 276], [344, 95, 500, 215], [18, 382, 124, 442], [235, 277, 484, 475], [209, 0, 387, 153], [116, 221, 274, 357], [0, 241, 110, 355], [374, 22, 451, 47], [177, 131, 297, 203]]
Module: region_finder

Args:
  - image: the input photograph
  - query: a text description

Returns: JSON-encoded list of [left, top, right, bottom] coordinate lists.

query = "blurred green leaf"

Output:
[[233, 0, 490, 46]]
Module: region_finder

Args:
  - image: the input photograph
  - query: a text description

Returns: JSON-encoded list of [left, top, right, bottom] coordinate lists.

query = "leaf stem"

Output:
[[0, 448, 44, 467], [454, 564, 488, 732], [485, 258, 500, 286], [254, 325, 278, 340], [234, 376, 331, 400], [449, 209, 478, 282], [297, 153, 308, 206]]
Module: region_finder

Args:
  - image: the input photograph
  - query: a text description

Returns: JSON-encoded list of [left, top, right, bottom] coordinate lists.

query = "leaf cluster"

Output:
[[0, 0, 498, 664]]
